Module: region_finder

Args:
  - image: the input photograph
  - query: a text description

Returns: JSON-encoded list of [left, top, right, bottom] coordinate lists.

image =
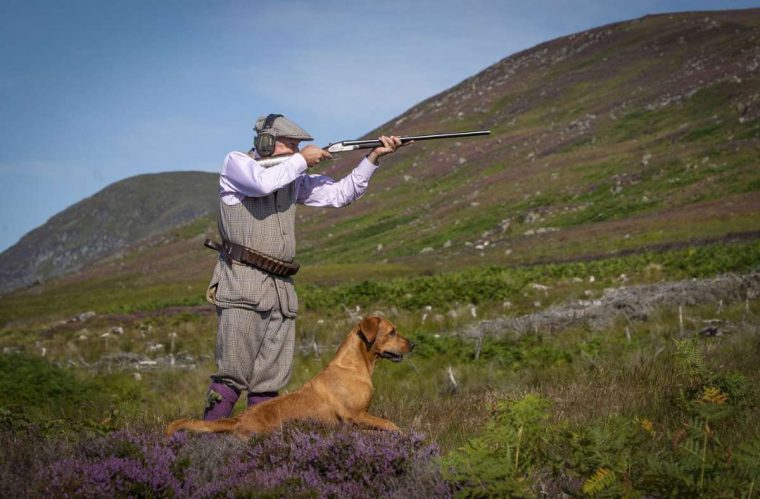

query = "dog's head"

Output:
[[357, 316, 414, 362]]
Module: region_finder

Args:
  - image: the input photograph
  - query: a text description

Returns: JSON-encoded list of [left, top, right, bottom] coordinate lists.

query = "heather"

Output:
[[4, 422, 447, 498]]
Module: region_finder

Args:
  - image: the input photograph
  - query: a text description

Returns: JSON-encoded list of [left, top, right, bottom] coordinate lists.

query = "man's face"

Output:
[[273, 137, 301, 155]]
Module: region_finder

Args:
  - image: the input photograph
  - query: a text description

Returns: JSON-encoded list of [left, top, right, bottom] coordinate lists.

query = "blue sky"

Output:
[[0, 0, 756, 252]]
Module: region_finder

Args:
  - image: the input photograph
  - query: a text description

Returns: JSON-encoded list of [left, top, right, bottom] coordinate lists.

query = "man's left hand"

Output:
[[367, 136, 409, 165]]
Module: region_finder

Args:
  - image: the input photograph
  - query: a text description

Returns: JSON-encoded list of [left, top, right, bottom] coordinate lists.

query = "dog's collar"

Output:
[[356, 330, 375, 351]]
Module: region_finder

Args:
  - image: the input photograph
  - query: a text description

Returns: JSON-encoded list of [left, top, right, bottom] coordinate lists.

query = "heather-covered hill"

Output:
[[1, 9, 758, 301], [1, 10, 759, 497], [0, 172, 217, 292], [303, 8, 760, 268]]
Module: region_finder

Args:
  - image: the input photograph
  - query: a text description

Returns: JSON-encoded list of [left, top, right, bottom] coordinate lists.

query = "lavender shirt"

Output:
[[219, 151, 380, 207]]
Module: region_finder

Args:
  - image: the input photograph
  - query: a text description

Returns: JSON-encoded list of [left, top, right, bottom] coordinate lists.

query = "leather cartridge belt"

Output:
[[204, 239, 300, 277]]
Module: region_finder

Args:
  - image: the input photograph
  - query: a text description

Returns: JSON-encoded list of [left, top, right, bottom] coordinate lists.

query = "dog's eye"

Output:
[[389, 330, 397, 336]]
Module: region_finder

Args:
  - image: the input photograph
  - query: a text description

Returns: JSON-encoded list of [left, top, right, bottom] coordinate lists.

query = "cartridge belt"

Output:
[[204, 239, 299, 277]]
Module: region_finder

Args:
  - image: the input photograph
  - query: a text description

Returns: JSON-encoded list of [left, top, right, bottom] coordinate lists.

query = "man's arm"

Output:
[[296, 136, 404, 208], [220, 151, 308, 201], [296, 157, 379, 207]]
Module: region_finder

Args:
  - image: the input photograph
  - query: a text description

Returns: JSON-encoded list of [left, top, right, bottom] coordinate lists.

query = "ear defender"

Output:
[[254, 113, 283, 157]]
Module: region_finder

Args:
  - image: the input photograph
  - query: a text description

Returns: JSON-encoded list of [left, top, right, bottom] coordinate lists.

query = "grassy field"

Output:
[[1, 240, 758, 496], [1, 10, 759, 497]]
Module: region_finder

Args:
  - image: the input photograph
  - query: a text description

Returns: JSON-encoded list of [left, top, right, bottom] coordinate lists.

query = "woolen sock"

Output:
[[203, 381, 241, 420], [247, 391, 278, 407]]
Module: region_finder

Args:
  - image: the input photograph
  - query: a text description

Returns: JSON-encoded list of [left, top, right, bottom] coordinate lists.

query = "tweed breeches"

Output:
[[212, 303, 295, 393]]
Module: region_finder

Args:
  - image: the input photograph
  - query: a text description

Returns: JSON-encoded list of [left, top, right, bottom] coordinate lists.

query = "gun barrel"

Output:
[[255, 129, 491, 168], [341, 130, 490, 149]]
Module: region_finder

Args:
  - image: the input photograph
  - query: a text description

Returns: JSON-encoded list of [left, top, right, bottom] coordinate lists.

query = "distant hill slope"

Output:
[[0, 172, 217, 292], [1, 9, 758, 297], [295, 8, 760, 267]]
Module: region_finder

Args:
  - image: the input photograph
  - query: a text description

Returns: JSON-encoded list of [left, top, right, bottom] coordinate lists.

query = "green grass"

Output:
[[2, 12, 760, 495]]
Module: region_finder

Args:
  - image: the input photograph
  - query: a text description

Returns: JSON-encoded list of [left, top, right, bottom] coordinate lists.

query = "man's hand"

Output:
[[299, 145, 332, 167], [367, 136, 409, 165]]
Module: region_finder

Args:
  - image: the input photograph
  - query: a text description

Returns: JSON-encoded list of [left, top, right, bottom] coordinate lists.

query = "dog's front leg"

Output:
[[352, 412, 400, 431]]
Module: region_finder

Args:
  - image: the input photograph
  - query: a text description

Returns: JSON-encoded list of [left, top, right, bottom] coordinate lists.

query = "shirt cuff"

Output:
[[354, 156, 381, 180]]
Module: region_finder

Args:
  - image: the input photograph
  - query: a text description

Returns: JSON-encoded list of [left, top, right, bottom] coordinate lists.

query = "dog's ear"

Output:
[[357, 316, 381, 349]]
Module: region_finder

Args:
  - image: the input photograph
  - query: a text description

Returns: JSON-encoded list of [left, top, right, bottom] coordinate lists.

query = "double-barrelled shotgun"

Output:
[[255, 130, 491, 167]]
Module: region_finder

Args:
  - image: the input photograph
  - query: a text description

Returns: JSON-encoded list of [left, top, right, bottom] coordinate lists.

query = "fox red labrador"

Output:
[[166, 316, 414, 437]]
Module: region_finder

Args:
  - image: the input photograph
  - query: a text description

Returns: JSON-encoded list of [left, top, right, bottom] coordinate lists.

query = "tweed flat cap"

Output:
[[254, 115, 313, 141]]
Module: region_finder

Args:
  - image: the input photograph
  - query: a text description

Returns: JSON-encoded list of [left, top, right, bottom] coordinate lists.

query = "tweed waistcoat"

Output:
[[207, 182, 299, 317]]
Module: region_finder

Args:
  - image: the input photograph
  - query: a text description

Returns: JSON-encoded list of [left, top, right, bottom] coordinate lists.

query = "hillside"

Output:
[[305, 8, 760, 268], [1, 8, 758, 306], [0, 171, 217, 292], [1, 10, 760, 496]]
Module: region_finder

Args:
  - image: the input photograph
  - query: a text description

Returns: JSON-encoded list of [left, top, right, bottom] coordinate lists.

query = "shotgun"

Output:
[[255, 130, 491, 167]]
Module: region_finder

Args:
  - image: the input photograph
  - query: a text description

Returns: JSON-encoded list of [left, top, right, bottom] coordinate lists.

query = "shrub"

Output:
[[0, 353, 102, 420], [37, 423, 451, 498], [442, 393, 552, 497]]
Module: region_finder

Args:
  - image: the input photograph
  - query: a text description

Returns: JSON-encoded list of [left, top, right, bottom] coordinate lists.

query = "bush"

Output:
[[37, 423, 451, 498], [0, 354, 101, 420], [443, 341, 760, 498], [442, 393, 552, 497]]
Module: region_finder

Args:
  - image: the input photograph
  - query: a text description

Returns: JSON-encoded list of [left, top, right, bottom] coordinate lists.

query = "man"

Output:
[[202, 114, 407, 420]]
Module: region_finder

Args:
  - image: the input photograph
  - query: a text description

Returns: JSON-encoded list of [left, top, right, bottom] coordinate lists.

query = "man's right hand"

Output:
[[299, 145, 332, 167]]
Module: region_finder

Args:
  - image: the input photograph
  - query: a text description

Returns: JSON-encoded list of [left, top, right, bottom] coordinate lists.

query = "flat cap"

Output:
[[254, 115, 313, 141]]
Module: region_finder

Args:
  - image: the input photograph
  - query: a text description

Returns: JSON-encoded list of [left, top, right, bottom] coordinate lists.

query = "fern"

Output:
[[674, 338, 706, 380], [582, 467, 616, 496], [442, 394, 551, 497]]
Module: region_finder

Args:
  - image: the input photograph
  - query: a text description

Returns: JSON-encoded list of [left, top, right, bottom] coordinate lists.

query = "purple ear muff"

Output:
[[254, 113, 283, 157]]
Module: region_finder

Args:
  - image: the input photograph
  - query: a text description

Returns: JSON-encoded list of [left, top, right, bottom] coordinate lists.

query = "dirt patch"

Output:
[[461, 272, 759, 337]]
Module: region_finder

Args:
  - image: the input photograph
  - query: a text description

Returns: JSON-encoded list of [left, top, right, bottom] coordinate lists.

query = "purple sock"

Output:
[[203, 381, 241, 420], [248, 391, 278, 408]]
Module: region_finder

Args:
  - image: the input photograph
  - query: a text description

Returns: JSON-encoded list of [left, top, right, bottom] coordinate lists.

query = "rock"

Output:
[[523, 211, 541, 224], [78, 311, 96, 322], [111, 326, 124, 335], [699, 326, 721, 337], [146, 343, 164, 352], [420, 247, 434, 253]]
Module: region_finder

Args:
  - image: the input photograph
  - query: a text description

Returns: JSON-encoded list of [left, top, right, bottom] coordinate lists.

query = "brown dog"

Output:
[[166, 316, 414, 438]]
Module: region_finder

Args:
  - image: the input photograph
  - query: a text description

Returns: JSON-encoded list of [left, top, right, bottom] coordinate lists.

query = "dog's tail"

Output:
[[165, 417, 238, 437]]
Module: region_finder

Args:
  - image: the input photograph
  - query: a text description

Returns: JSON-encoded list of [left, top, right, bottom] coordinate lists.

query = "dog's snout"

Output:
[[407, 340, 415, 351]]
